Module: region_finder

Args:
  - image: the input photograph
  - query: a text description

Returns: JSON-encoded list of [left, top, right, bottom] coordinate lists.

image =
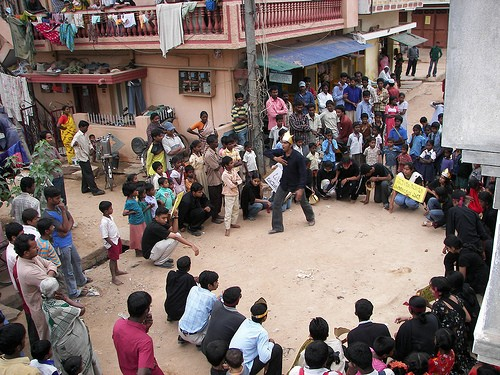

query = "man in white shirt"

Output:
[[4, 222, 24, 290], [317, 84, 333, 113], [161, 121, 185, 171], [230, 297, 282, 375], [71, 121, 105, 196]]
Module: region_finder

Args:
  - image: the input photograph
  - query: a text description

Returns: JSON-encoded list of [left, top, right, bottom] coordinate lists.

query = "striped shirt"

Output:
[[231, 104, 248, 133], [36, 238, 61, 267]]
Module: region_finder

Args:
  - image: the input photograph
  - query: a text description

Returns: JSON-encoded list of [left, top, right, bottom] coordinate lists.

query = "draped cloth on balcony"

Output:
[[6, 16, 35, 65], [157, 2, 197, 57], [0, 73, 33, 122]]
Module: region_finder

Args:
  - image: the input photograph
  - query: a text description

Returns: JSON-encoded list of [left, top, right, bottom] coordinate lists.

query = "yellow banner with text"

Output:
[[392, 175, 426, 203]]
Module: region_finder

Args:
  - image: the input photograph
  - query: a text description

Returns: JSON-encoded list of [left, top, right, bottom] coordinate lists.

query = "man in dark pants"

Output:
[[203, 135, 224, 225], [360, 163, 392, 209], [178, 182, 213, 236], [264, 131, 315, 234], [331, 155, 361, 201], [406, 45, 419, 76], [70, 121, 104, 196]]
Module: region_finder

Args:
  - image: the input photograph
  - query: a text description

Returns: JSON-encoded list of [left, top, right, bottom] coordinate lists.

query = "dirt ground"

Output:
[[0, 82, 447, 375]]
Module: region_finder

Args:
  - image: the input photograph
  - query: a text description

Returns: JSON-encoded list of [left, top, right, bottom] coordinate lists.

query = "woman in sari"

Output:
[[56, 105, 77, 164], [187, 111, 217, 151], [40, 278, 102, 375]]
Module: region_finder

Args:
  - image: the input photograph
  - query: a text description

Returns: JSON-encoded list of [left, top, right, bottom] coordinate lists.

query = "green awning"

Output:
[[390, 33, 428, 47]]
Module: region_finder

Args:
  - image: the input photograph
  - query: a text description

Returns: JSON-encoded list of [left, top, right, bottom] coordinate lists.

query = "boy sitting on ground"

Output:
[[289, 341, 342, 375], [164, 256, 197, 322]]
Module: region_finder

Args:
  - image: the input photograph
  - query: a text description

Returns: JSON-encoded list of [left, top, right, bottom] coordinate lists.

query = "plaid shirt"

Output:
[[178, 286, 216, 334], [289, 113, 311, 143], [10, 193, 40, 224]]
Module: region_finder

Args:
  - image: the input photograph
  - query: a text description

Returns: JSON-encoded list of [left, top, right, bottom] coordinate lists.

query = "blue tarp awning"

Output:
[[257, 37, 372, 72]]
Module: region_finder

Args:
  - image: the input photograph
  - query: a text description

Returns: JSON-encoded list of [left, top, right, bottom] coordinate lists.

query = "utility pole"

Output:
[[244, 0, 265, 173]]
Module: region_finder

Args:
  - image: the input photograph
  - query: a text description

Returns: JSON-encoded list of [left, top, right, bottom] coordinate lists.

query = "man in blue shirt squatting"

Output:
[[265, 131, 315, 234], [230, 297, 283, 375]]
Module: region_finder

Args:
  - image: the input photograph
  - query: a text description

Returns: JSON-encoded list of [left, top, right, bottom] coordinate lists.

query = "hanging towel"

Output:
[[122, 13, 136, 28], [59, 23, 77, 52], [73, 13, 85, 28], [157, 3, 183, 57], [91, 15, 100, 24], [6, 16, 35, 65], [34, 22, 62, 45], [0, 74, 33, 122], [181, 1, 197, 18]]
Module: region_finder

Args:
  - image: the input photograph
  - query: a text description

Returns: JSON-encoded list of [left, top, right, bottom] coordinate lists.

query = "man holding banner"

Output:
[[389, 162, 424, 213]]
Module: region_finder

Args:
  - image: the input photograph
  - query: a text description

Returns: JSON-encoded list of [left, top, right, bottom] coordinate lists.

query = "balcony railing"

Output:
[[32, 4, 223, 42], [240, 0, 342, 30]]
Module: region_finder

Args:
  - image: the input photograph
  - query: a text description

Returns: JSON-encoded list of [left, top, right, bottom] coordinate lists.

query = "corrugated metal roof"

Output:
[[257, 37, 372, 72], [390, 33, 428, 47]]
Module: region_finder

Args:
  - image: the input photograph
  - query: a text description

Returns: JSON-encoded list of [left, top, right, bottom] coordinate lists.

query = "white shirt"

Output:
[[398, 100, 409, 128], [347, 132, 364, 156], [230, 319, 274, 372], [317, 91, 333, 112], [100, 215, 120, 249], [320, 110, 339, 137], [71, 130, 92, 162], [162, 135, 185, 170], [243, 150, 258, 172], [6, 243, 17, 290], [152, 172, 167, 191], [269, 125, 288, 149], [295, 337, 346, 373], [22, 225, 40, 241]]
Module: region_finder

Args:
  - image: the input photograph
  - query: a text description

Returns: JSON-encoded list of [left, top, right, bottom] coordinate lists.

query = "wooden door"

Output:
[[73, 84, 100, 114]]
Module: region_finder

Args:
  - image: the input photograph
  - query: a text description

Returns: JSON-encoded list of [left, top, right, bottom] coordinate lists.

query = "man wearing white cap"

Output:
[[161, 121, 185, 171], [294, 81, 315, 114], [264, 131, 315, 234]]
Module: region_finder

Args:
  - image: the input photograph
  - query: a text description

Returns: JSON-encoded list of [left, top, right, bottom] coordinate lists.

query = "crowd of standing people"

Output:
[[0, 59, 497, 375]]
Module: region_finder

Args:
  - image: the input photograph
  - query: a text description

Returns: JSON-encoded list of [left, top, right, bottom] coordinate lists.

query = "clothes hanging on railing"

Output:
[[127, 79, 146, 116], [0, 73, 33, 122], [157, 3, 183, 57], [122, 13, 136, 28], [73, 13, 85, 28], [182, 2, 197, 17], [59, 22, 77, 51], [34, 22, 62, 45], [6, 16, 35, 65], [88, 23, 98, 44]]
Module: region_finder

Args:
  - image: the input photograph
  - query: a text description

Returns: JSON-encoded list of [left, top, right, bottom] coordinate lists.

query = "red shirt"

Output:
[[337, 115, 353, 144], [112, 319, 164, 375]]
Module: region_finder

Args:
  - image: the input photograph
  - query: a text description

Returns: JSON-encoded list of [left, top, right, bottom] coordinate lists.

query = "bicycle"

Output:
[[95, 133, 115, 191]]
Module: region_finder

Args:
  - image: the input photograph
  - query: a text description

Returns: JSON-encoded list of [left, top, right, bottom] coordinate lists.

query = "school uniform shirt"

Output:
[[230, 319, 275, 371], [398, 100, 409, 127], [152, 172, 168, 191], [420, 149, 436, 161], [243, 150, 258, 173], [408, 134, 427, 157], [179, 286, 217, 334], [388, 126, 408, 144], [145, 195, 158, 217], [347, 133, 363, 156], [100, 215, 120, 249]]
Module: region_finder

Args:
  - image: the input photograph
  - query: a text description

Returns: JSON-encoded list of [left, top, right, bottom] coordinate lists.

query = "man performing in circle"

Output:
[[264, 131, 315, 234]]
